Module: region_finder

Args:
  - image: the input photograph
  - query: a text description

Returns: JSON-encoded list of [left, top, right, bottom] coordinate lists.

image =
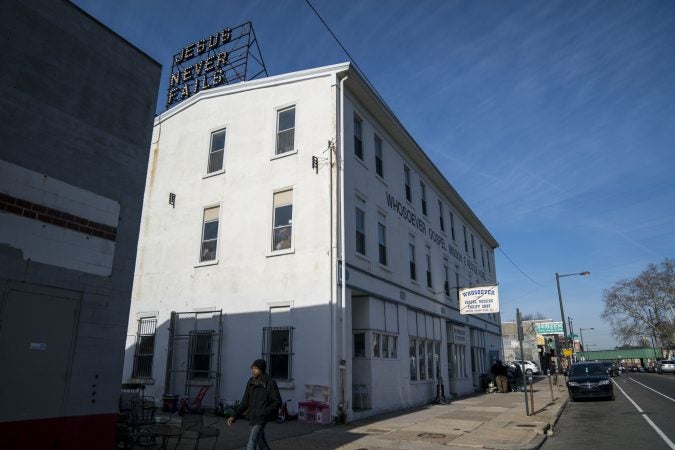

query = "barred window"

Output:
[[188, 330, 213, 379], [263, 327, 293, 381], [132, 317, 156, 379]]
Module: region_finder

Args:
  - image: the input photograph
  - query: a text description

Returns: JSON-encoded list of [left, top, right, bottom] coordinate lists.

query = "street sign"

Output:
[[567, 333, 578, 339], [534, 322, 564, 335], [563, 348, 573, 357]]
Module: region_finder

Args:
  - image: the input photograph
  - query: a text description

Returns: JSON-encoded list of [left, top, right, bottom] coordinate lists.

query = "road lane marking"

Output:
[[628, 378, 675, 403], [613, 380, 675, 449]]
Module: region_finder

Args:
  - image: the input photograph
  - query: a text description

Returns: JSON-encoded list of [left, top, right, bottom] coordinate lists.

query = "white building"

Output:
[[123, 62, 501, 422]]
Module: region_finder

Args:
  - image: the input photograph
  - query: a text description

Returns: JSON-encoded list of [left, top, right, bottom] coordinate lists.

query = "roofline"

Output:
[[337, 65, 499, 249], [155, 61, 498, 248]]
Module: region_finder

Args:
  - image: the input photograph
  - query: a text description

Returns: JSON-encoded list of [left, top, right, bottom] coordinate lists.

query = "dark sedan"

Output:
[[600, 361, 620, 377], [567, 362, 614, 401]]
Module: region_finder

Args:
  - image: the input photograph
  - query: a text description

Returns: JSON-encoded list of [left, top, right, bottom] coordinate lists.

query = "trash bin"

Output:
[[161, 394, 179, 413]]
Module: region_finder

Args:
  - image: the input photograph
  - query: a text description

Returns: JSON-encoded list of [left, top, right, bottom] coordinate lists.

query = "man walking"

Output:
[[227, 359, 282, 450]]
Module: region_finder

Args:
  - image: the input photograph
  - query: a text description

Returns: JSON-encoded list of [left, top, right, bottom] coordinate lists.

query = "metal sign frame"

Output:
[[166, 21, 268, 109]]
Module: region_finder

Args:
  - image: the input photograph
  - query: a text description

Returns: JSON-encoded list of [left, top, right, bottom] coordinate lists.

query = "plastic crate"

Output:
[[298, 401, 330, 425]]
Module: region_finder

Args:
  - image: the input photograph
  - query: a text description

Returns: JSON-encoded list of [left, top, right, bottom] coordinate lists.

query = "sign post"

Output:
[[516, 308, 530, 416]]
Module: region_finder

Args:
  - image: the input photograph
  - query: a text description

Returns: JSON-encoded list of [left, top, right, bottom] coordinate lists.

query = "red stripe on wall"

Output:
[[0, 413, 118, 450], [0, 192, 117, 241]]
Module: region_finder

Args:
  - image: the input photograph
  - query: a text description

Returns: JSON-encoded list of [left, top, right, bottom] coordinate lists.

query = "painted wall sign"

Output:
[[459, 285, 499, 314], [385, 191, 487, 279]]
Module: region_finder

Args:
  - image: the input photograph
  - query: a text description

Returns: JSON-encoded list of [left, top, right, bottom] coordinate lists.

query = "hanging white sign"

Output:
[[459, 285, 499, 315]]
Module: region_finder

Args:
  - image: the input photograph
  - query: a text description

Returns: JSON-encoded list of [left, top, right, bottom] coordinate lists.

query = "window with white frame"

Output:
[[263, 327, 293, 381], [450, 211, 455, 241], [132, 317, 156, 379], [404, 165, 411, 201], [272, 190, 293, 251], [420, 181, 427, 216], [354, 114, 363, 159], [425, 246, 432, 288], [276, 106, 296, 155], [207, 129, 226, 173], [438, 200, 445, 232], [409, 236, 416, 281], [188, 330, 213, 379], [372, 332, 397, 359], [200, 206, 220, 262], [409, 336, 440, 382], [377, 215, 387, 265], [355, 207, 366, 255], [374, 135, 383, 177]]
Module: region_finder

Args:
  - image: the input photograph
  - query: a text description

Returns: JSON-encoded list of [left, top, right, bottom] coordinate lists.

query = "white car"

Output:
[[511, 360, 540, 375]]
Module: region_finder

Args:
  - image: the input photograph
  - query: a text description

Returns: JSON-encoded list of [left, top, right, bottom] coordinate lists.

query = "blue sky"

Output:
[[72, 0, 675, 350]]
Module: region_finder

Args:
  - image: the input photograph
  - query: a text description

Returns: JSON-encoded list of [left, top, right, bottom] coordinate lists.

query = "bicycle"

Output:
[[276, 399, 298, 423]]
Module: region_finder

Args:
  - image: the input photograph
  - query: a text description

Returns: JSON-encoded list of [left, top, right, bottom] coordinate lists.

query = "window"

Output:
[[487, 251, 492, 273], [409, 338, 417, 381], [207, 129, 226, 173], [374, 135, 383, 177], [188, 330, 213, 379], [438, 201, 445, 232], [355, 207, 366, 255], [455, 272, 460, 303], [450, 212, 455, 241], [276, 106, 295, 155], [272, 190, 293, 251], [373, 332, 381, 357], [409, 238, 416, 281], [354, 114, 363, 159], [444, 263, 450, 296], [404, 165, 411, 201], [200, 206, 220, 262], [263, 327, 293, 381], [409, 337, 441, 382], [377, 216, 387, 265], [463, 226, 468, 252], [425, 246, 432, 288], [481, 243, 485, 267], [353, 332, 365, 357], [420, 182, 427, 216], [389, 335, 398, 358], [471, 234, 476, 259], [132, 317, 156, 379]]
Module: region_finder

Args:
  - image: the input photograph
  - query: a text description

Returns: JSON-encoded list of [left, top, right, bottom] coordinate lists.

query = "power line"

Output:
[[498, 247, 545, 287]]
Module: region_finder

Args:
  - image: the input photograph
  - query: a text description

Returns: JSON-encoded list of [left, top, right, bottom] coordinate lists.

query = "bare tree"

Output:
[[602, 258, 675, 349], [521, 312, 548, 321]]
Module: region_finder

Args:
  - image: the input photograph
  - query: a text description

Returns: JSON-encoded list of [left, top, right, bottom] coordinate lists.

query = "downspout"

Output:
[[338, 73, 348, 421]]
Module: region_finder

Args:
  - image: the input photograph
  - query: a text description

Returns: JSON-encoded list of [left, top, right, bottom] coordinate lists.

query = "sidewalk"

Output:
[[172, 376, 569, 450]]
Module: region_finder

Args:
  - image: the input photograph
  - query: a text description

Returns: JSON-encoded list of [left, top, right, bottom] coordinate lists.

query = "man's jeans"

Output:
[[247, 423, 271, 450]]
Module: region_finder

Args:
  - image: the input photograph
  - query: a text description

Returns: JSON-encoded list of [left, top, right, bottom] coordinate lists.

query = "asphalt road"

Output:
[[543, 371, 675, 449]]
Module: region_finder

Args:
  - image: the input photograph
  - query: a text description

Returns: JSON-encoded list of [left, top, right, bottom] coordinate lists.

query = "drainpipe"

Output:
[[337, 72, 348, 421]]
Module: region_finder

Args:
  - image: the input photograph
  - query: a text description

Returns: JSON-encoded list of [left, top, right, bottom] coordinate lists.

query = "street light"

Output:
[[555, 271, 590, 365], [579, 327, 594, 360]]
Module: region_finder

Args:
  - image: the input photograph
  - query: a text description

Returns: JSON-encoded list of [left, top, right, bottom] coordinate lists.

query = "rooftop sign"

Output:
[[166, 22, 268, 108], [534, 322, 564, 335]]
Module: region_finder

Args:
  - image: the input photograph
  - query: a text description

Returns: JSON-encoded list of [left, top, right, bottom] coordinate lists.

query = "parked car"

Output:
[[618, 364, 626, 373], [646, 364, 656, 373], [510, 360, 540, 375], [567, 362, 614, 401], [599, 361, 620, 377], [657, 360, 675, 375]]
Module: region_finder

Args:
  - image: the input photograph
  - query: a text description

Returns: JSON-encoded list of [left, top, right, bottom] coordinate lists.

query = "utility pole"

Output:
[[517, 308, 530, 416]]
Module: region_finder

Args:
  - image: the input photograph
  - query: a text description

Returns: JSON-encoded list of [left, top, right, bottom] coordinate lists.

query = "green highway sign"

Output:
[[534, 322, 564, 335]]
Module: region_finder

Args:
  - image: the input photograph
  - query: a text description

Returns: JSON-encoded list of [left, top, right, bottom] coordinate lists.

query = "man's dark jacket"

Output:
[[234, 373, 281, 425]]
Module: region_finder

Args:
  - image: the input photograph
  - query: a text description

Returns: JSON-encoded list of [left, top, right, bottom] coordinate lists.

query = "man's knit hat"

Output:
[[251, 359, 267, 372]]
